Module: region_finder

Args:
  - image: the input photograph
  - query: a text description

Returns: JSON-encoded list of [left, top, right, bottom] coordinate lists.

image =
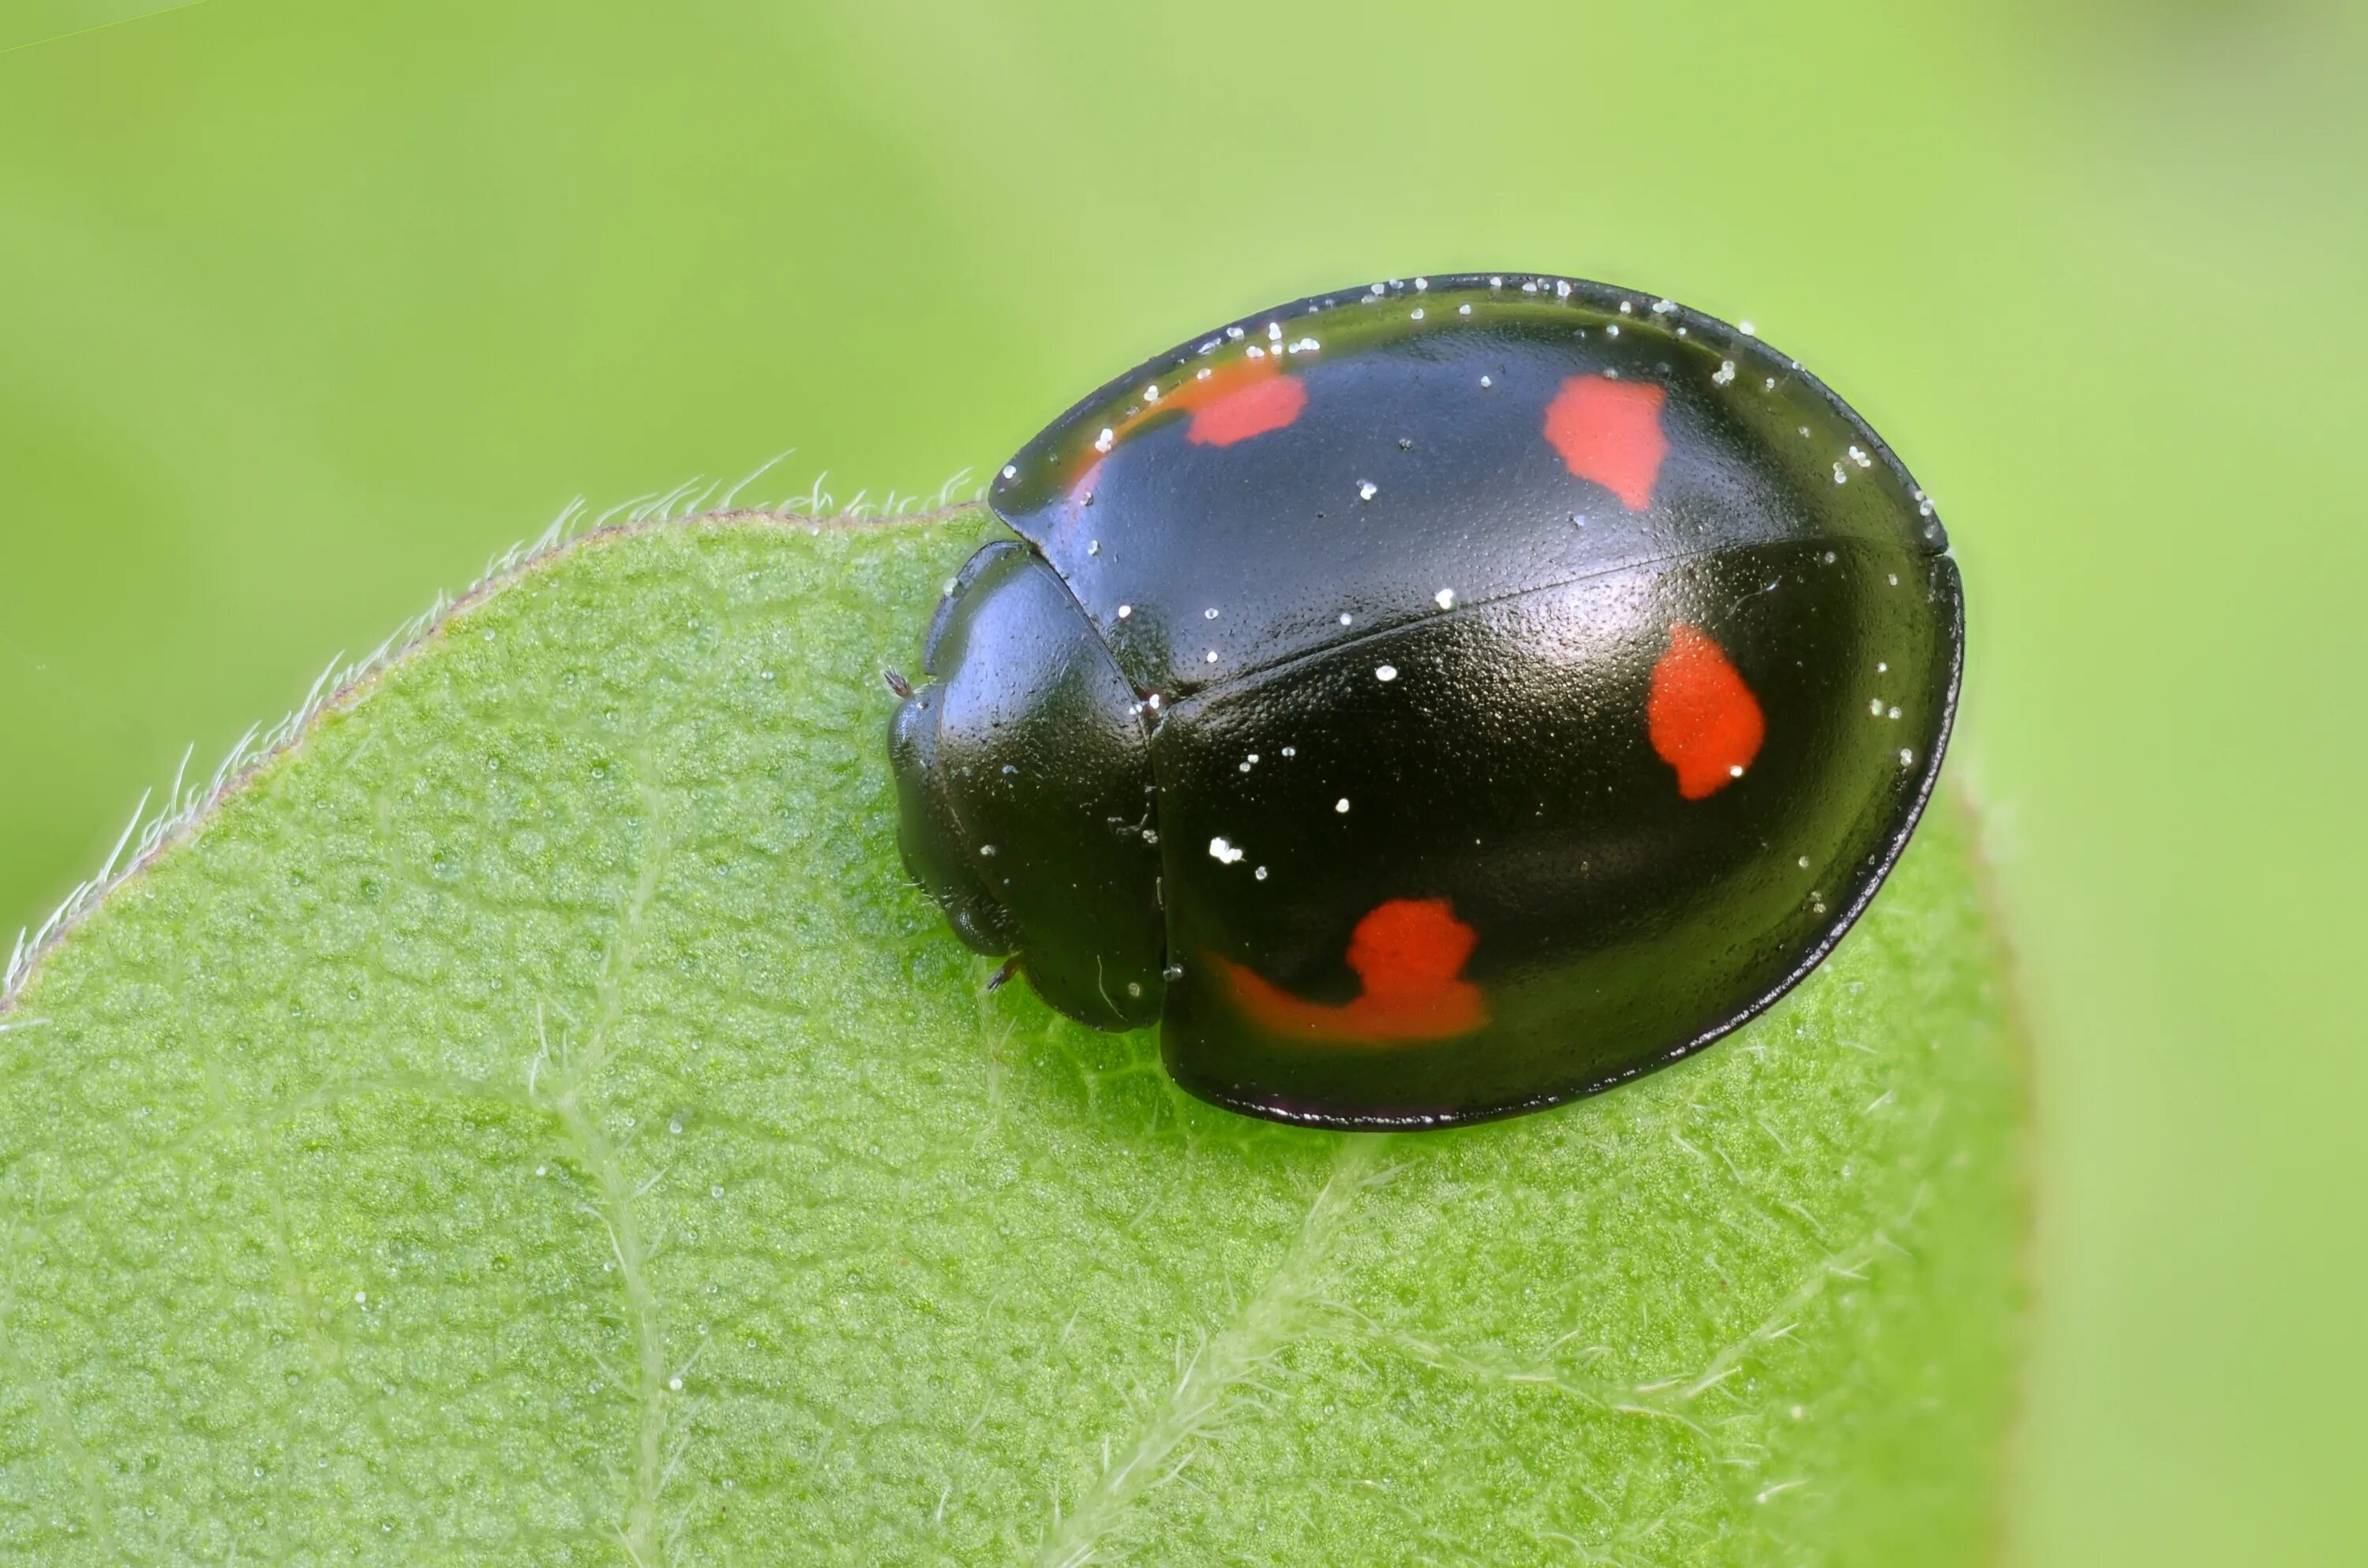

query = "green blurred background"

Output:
[[4, 0, 2362, 1560]]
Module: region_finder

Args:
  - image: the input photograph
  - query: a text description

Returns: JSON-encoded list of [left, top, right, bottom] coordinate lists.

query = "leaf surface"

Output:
[[0, 514, 2022, 1565]]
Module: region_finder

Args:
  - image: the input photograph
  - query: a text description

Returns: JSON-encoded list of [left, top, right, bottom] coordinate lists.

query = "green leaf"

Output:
[[0, 512, 2023, 1566]]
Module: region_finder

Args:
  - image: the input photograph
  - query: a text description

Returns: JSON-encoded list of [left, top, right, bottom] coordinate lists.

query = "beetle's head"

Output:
[[886, 540, 1167, 1030], [889, 676, 1025, 957]]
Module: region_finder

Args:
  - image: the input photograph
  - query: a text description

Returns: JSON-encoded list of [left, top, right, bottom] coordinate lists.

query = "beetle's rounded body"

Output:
[[891, 274, 1961, 1128]]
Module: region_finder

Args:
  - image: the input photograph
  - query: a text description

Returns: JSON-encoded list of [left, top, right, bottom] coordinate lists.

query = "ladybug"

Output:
[[889, 274, 1961, 1129]]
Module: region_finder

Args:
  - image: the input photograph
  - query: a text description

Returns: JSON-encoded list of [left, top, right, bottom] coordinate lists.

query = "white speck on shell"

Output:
[[1457, 303, 1472, 316], [1713, 360, 1737, 387], [1336, 797, 1351, 814], [1434, 588, 1456, 609], [1001, 464, 1017, 479], [1117, 604, 1132, 618], [1375, 664, 1398, 682], [1208, 836, 1246, 865], [1740, 320, 1757, 335], [1205, 649, 1219, 664], [1094, 428, 1115, 453], [1254, 866, 1268, 881], [1358, 480, 1378, 501]]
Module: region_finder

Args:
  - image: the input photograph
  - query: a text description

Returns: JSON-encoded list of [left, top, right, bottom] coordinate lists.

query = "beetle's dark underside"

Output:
[[890, 274, 1961, 1128]]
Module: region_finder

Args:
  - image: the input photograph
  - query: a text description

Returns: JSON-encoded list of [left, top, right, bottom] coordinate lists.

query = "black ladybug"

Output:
[[890, 274, 1961, 1129]]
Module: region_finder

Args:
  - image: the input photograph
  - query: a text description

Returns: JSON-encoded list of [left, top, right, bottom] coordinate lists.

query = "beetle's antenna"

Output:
[[882, 668, 914, 699], [985, 954, 1024, 993]]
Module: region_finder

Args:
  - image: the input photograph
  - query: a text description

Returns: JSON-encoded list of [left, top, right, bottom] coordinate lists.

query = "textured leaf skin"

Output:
[[0, 515, 2022, 1565]]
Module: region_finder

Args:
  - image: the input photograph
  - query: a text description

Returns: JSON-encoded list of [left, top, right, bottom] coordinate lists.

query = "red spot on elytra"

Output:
[[1647, 623, 1765, 799], [1070, 359, 1307, 497], [1223, 898, 1487, 1042], [1543, 376, 1668, 510], [1171, 357, 1307, 447]]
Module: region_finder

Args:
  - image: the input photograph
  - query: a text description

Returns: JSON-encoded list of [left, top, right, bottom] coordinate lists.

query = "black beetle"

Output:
[[890, 274, 1961, 1129]]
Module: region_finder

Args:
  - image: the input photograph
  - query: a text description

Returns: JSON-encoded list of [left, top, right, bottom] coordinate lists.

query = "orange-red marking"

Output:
[[1542, 376, 1668, 510], [1223, 897, 1487, 1042], [1647, 623, 1765, 799], [1171, 357, 1307, 447], [1065, 357, 1309, 496]]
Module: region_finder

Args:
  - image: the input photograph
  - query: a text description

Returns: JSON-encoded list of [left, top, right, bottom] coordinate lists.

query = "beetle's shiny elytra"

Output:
[[890, 274, 1962, 1130]]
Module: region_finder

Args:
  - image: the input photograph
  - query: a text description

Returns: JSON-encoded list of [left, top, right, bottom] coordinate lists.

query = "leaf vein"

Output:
[[1032, 1133, 1391, 1568]]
